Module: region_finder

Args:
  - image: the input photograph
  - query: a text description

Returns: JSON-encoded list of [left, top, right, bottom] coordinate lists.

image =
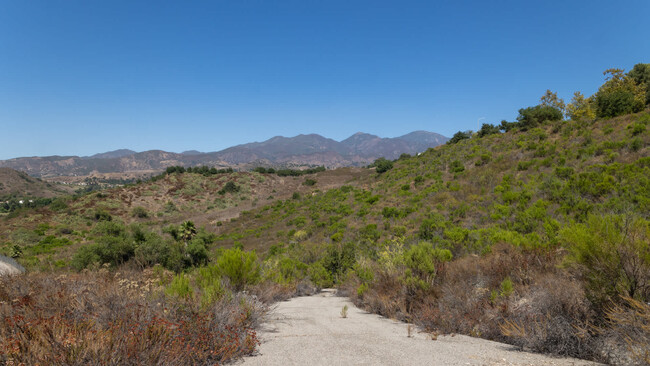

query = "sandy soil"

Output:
[[239, 289, 600, 366]]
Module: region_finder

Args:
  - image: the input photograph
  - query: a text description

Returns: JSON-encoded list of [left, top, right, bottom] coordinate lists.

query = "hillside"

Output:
[[0, 168, 74, 199], [0, 131, 448, 178], [1, 110, 648, 364]]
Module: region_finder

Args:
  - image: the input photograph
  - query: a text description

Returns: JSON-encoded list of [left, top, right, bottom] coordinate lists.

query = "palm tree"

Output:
[[180, 221, 197, 244]]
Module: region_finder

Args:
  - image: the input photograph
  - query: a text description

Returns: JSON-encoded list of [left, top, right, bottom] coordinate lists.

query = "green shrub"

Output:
[[71, 244, 102, 271], [166, 272, 193, 299], [373, 158, 394, 173], [322, 242, 356, 282], [131, 206, 149, 218], [215, 248, 261, 290], [561, 215, 650, 309], [631, 122, 647, 136], [418, 214, 446, 241], [187, 240, 209, 266], [404, 241, 452, 279], [359, 224, 380, 242], [630, 138, 643, 152], [195, 265, 225, 307], [49, 199, 68, 212], [500, 277, 514, 297], [308, 262, 333, 288], [94, 210, 112, 222], [449, 160, 465, 173], [218, 181, 240, 195], [134, 234, 170, 267]]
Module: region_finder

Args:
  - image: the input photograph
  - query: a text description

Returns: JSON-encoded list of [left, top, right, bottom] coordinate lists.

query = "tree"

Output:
[[477, 123, 500, 138], [566, 91, 596, 121], [540, 89, 566, 115], [373, 158, 394, 173], [447, 131, 471, 144], [516, 105, 563, 130], [179, 221, 197, 243], [594, 68, 645, 118], [628, 63, 650, 105], [499, 120, 518, 132]]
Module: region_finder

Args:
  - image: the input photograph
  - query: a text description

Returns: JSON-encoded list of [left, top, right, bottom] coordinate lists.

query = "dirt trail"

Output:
[[239, 289, 599, 366]]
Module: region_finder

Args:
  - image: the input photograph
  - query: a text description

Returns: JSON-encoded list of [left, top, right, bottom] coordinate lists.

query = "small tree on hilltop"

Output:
[[595, 68, 645, 118], [447, 131, 471, 144], [540, 89, 566, 115], [628, 63, 650, 105], [516, 105, 563, 130], [566, 91, 596, 121], [373, 158, 394, 173]]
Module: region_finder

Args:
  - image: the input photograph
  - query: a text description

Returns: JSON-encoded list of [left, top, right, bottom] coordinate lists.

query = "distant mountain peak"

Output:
[[87, 149, 136, 159], [181, 150, 204, 156]]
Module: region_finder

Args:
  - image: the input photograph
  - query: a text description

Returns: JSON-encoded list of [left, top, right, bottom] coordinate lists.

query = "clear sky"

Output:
[[1, 0, 648, 159]]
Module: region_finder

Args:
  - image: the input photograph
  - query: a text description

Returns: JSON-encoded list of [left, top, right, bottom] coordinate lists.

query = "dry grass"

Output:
[[602, 297, 650, 365], [345, 245, 610, 362], [0, 270, 265, 365]]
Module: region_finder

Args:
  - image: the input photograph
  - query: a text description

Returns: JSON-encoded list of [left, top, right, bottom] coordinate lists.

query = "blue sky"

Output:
[[0, 0, 648, 159]]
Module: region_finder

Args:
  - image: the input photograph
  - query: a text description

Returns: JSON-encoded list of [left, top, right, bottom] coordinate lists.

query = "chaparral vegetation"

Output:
[[2, 64, 650, 365]]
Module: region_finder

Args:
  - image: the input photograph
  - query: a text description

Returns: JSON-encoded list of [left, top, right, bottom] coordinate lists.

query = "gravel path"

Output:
[[0, 255, 24, 276], [239, 289, 599, 366]]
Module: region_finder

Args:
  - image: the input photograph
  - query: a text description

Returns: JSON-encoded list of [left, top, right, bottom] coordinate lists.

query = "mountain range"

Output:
[[0, 131, 448, 178]]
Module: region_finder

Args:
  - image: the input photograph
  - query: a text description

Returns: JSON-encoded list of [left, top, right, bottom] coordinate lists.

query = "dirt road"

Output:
[[239, 289, 598, 366]]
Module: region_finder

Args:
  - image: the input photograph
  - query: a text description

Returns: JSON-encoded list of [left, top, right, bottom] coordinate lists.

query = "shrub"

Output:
[[449, 160, 465, 173], [561, 214, 650, 310], [216, 248, 261, 290], [404, 241, 452, 280], [94, 209, 112, 221], [166, 272, 193, 299], [71, 244, 103, 270], [218, 181, 240, 195], [418, 214, 446, 241], [373, 158, 394, 173], [308, 262, 333, 288], [131, 206, 149, 218], [0, 272, 262, 365], [195, 265, 226, 307], [187, 240, 209, 266], [322, 242, 356, 283], [134, 235, 170, 268]]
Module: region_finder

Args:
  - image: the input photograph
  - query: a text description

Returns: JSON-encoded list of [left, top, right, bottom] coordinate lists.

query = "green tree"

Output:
[[540, 89, 566, 115], [594, 68, 645, 118], [180, 221, 197, 243], [477, 123, 500, 137], [516, 105, 563, 130], [628, 63, 650, 105], [447, 131, 471, 144], [373, 158, 394, 173], [566, 91, 596, 120]]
